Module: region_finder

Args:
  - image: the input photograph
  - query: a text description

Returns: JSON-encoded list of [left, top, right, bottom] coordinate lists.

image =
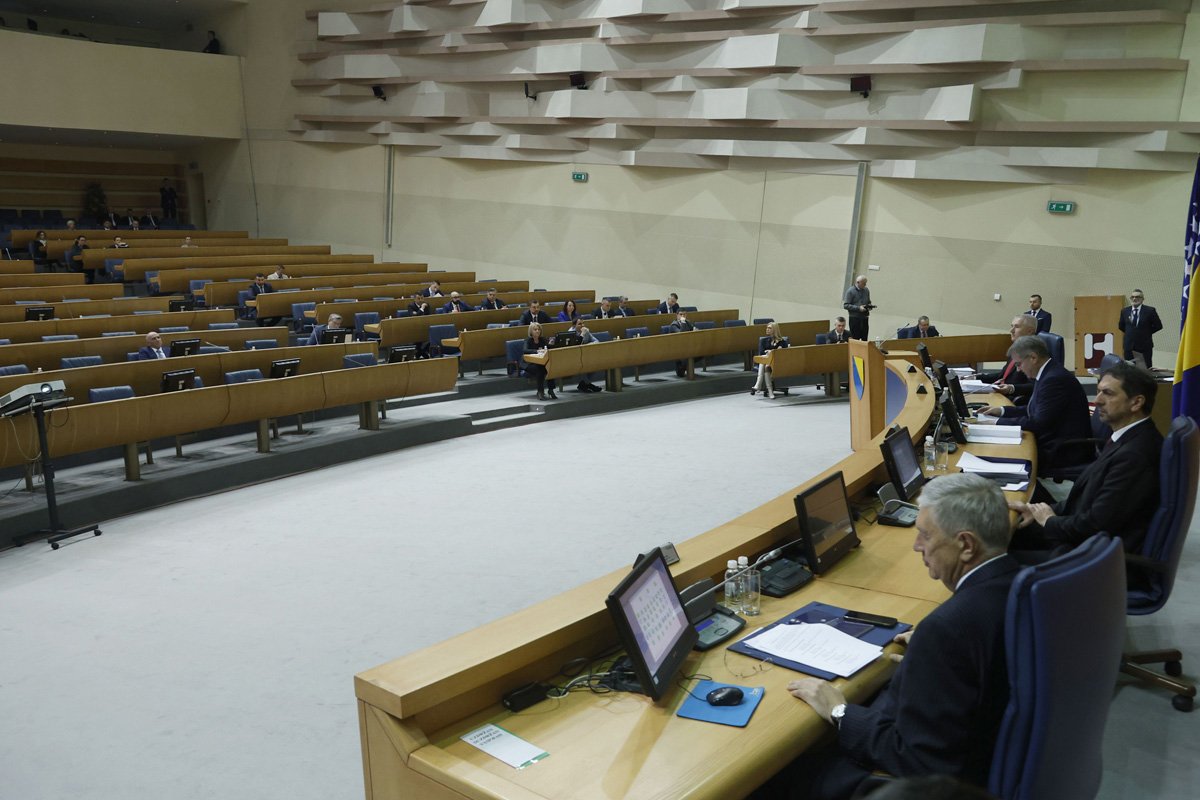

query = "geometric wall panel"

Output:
[[294, 1, 1200, 182]]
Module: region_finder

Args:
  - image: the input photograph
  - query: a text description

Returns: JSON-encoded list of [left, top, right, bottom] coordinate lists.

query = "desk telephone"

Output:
[[876, 483, 918, 527]]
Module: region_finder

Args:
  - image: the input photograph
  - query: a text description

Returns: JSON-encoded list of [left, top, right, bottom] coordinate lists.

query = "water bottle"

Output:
[[924, 435, 937, 472], [724, 559, 742, 611]]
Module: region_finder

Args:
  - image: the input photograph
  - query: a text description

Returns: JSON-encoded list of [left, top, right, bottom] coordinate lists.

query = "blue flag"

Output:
[[1173, 155, 1200, 424]]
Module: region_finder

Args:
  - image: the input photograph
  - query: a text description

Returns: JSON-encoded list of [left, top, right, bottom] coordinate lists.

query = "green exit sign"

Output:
[[1047, 201, 1075, 214], [572, 171, 589, 183]]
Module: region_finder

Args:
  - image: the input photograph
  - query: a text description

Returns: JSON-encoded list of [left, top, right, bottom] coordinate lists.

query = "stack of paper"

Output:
[[965, 424, 1023, 445], [949, 367, 974, 379], [956, 451, 1030, 491], [740, 622, 882, 678], [959, 379, 994, 394]]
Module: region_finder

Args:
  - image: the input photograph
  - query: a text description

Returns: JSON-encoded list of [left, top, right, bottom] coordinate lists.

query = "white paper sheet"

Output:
[[741, 622, 882, 678], [461, 724, 549, 769], [956, 452, 1028, 475]]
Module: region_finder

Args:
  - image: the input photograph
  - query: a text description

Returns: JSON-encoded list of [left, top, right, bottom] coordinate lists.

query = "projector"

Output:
[[0, 380, 68, 416]]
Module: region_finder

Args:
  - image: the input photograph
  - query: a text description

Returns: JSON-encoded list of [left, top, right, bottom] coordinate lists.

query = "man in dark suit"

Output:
[[1118, 289, 1164, 368], [135, 331, 170, 360], [1025, 294, 1052, 333], [979, 335, 1092, 472], [657, 292, 680, 315], [1009, 361, 1162, 555], [480, 288, 506, 310], [843, 275, 873, 340], [441, 292, 474, 313], [668, 310, 695, 376], [140, 209, 159, 229], [905, 316, 940, 338], [249, 273, 281, 327], [420, 280, 443, 298], [520, 300, 551, 325], [771, 474, 1018, 799], [826, 316, 850, 344], [615, 296, 635, 317], [306, 313, 345, 345], [978, 315, 1037, 387], [407, 294, 433, 316], [593, 298, 618, 319]]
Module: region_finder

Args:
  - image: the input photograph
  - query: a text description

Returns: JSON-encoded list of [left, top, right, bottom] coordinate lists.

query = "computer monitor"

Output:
[[387, 345, 418, 363], [269, 358, 301, 379], [916, 342, 934, 374], [551, 331, 582, 348], [25, 306, 54, 321], [161, 368, 196, 392], [168, 338, 201, 357], [793, 471, 860, 575], [319, 327, 354, 345], [604, 547, 698, 701], [168, 299, 195, 313], [931, 360, 951, 393], [947, 373, 971, 419], [937, 390, 968, 444], [880, 426, 925, 503]]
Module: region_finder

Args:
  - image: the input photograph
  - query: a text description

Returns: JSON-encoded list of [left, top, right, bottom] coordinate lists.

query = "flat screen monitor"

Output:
[[161, 368, 196, 393], [793, 471, 860, 575], [551, 332, 582, 348], [269, 358, 301, 379], [25, 306, 54, 321], [931, 360, 951, 393], [938, 390, 969, 444], [168, 299, 195, 313], [947, 373, 971, 419], [168, 338, 201, 357], [387, 345, 418, 363], [880, 426, 925, 503], [916, 342, 934, 373], [604, 547, 698, 701], [319, 327, 354, 345]]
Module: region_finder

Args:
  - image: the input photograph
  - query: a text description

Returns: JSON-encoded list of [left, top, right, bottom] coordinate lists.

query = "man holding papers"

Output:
[[1009, 362, 1162, 555], [759, 475, 1019, 800], [978, 335, 1092, 472]]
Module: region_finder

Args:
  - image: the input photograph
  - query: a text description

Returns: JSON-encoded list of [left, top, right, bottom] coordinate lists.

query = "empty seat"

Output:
[[660, 325, 673, 335], [41, 334, 78, 342], [815, 333, 829, 345], [343, 353, 378, 369], [694, 321, 716, 330], [680, 306, 698, 312], [625, 326, 650, 338], [133, 310, 163, 315], [224, 369, 264, 384], [505, 339, 527, 377], [159, 326, 189, 334], [101, 331, 137, 337], [428, 323, 459, 357], [244, 339, 278, 350], [486, 323, 507, 329], [354, 312, 381, 340], [753, 318, 774, 325], [198, 345, 225, 355], [208, 322, 239, 330], [592, 331, 613, 342], [87, 385, 135, 403], [60, 355, 103, 370], [0, 364, 30, 376]]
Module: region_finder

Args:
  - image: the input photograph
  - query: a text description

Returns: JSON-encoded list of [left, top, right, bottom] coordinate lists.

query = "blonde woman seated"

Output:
[[523, 322, 557, 400], [751, 321, 789, 399]]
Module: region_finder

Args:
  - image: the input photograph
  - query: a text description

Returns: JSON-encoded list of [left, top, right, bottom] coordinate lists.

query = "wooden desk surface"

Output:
[[0, 284, 124, 305], [201, 268, 437, 306], [10, 229, 249, 247], [0, 295, 184, 324], [118, 252, 369, 282], [0, 274, 87, 289]]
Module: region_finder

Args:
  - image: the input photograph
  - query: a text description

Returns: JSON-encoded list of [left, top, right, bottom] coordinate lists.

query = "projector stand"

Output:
[[16, 400, 102, 550]]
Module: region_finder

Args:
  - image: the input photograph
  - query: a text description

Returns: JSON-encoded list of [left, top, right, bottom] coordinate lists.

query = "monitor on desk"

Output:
[[947, 373, 972, 419], [880, 426, 925, 503], [793, 471, 860, 575], [168, 338, 201, 358], [605, 547, 698, 701], [551, 332, 582, 348], [269, 358, 300, 379], [168, 299, 195, 313], [937, 389, 969, 444], [916, 342, 934, 374], [319, 327, 354, 345], [387, 345, 418, 363], [25, 306, 54, 321], [161, 368, 196, 392], [931, 360, 951, 393]]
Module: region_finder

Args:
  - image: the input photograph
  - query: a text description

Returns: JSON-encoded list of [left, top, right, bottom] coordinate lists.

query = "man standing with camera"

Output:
[[843, 275, 874, 341]]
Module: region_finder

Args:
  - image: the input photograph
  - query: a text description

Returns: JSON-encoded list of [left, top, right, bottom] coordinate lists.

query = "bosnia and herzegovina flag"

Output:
[[1173, 155, 1200, 424]]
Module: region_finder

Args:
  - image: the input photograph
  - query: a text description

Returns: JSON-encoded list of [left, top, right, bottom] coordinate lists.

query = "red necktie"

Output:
[[1001, 359, 1016, 382]]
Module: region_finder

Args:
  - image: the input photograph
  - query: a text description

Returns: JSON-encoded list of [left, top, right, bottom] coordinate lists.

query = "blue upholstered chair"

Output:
[[198, 345, 225, 355], [60, 355, 102, 370], [625, 326, 649, 339], [1120, 416, 1199, 712], [815, 333, 829, 345], [354, 312, 380, 341], [989, 535, 1126, 800], [88, 385, 135, 403], [428, 323, 459, 357], [694, 320, 716, 330], [224, 369, 264, 384], [723, 319, 747, 328], [343, 353, 378, 369], [208, 322, 239, 330], [101, 331, 136, 337], [159, 326, 189, 334], [243, 339, 277, 350], [505, 339, 527, 378], [1037, 331, 1065, 365], [0, 364, 30, 376], [752, 317, 774, 325], [592, 331, 613, 342], [292, 302, 316, 334], [41, 334, 78, 342], [659, 324, 673, 335]]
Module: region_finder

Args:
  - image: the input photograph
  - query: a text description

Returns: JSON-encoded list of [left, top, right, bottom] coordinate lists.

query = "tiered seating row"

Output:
[[0, 309, 235, 344], [156, 261, 426, 294], [0, 328, 290, 372]]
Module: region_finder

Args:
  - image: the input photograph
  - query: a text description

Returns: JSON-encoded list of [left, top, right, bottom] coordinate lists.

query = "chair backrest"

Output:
[[198, 345, 225, 355], [0, 339, 9, 345], [752, 317, 774, 325], [756, 335, 772, 355], [990, 536, 1126, 800], [592, 331, 613, 342], [505, 338, 526, 376], [41, 334, 78, 342], [1098, 352, 1124, 373], [1037, 331, 1065, 365], [0, 364, 30, 376], [625, 326, 649, 339], [224, 369, 264, 384], [660, 324, 673, 335], [896, 326, 915, 339], [60, 355, 103, 370], [208, 322, 239, 330], [815, 333, 829, 345], [133, 310, 163, 316], [244, 339, 277, 350], [292, 301, 316, 319], [680, 306, 698, 312], [159, 326, 189, 333], [486, 323, 507, 329], [428, 323, 458, 347], [723, 319, 747, 328], [101, 331, 137, 337], [1129, 416, 1200, 615], [343, 353, 377, 369], [354, 311, 381, 334], [694, 320, 716, 330], [87, 385, 135, 403]]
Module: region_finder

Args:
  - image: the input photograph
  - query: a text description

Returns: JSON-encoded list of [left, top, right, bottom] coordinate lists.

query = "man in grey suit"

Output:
[[1118, 289, 1164, 368]]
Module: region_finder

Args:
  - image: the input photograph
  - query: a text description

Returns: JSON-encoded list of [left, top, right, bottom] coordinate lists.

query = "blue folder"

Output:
[[676, 680, 765, 727], [727, 601, 912, 680]]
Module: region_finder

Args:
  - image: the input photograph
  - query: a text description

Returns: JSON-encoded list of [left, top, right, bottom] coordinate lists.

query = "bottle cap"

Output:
[[727, 560, 737, 570], [737, 556, 749, 567]]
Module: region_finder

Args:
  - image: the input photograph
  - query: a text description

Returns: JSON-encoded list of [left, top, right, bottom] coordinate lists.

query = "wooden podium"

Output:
[[1074, 294, 1125, 376], [848, 338, 886, 451]]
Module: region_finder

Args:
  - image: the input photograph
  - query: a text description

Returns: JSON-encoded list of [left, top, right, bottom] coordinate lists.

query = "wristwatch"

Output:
[[830, 703, 847, 729]]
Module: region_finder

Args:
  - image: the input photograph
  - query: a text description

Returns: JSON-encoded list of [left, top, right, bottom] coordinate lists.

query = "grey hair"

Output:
[[917, 316, 930, 324], [1007, 334, 1048, 361], [1011, 316, 1037, 335], [918, 473, 1010, 553]]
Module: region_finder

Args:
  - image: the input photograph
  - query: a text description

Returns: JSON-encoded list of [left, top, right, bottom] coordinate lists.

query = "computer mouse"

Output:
[[706, 686, 744, 707]]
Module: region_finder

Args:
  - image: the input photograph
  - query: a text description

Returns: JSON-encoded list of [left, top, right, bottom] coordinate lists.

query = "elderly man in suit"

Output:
[[978, 335, 1092, 472], [1118, 289, 1164, 368], [136, 331, 170, 360], [759, 474, 1019, 799], [1009, 361, 1162, 555]]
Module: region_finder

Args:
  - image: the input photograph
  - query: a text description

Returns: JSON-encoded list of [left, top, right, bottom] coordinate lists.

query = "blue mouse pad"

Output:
[[676, 680, 764, 727]]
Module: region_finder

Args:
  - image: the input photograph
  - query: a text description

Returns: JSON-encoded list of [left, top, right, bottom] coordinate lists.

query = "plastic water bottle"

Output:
[[724, 559, 742, 611], [924, 436, 937, 471]]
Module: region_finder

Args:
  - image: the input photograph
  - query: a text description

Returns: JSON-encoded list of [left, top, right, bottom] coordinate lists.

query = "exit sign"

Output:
[[572, 171, 589, 183], [1047, 201, 1075, 214]]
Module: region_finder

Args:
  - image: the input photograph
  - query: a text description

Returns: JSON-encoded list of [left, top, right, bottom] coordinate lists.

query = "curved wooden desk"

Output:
[[353, 362, 1034, 800]]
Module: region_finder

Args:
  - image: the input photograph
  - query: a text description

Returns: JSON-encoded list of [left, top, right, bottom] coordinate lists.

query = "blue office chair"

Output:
[[101, 331, 136, 337], [60, 355, 102, 370], [292, 302, 316, 334], [815, 333, 829, 345], [989, 535, 1127, 800], [1120, 415, 1199, 712], [208, 322, 239, 330], [505, 339, 528, 378], [198, 345, 225, 355], [0, 364, 30, 376], [896, 326, 916, 339], [486, 323, 507, 329], [659, 324, 673, 335], [752, 317, 774, 325], [244, 339, 277, 350], [1098, 352, 1124, 373], [693, 321, 716, 330], [625, 326, 649, 339], [133, 310, 164, 316], [592, 331, 613, 342], [354, 312, 381, 341], [343, 353, 378, 369], [88, 385, 135, 403], [0, 339, 9, 345], [428, 323, 459, 357], [224, 369, 264, 384], [723, 319, 747, 328], [237, 289, 255, 320], [159, 326, 189, 334], [508, 319, 523, 327], [41, 334, 78, 342], [1037, 331, 1065, 365]]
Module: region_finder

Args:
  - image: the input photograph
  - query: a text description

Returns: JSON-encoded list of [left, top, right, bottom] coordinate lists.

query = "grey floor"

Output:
[[0, 389, 1196, 800]]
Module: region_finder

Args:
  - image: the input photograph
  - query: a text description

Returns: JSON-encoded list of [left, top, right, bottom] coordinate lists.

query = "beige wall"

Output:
[[0, 29, 243, 139]]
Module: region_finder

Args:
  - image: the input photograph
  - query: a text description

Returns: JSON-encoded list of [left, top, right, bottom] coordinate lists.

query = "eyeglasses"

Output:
[[723, 649, 773, 678], [1130, 295, 1143, 300]]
